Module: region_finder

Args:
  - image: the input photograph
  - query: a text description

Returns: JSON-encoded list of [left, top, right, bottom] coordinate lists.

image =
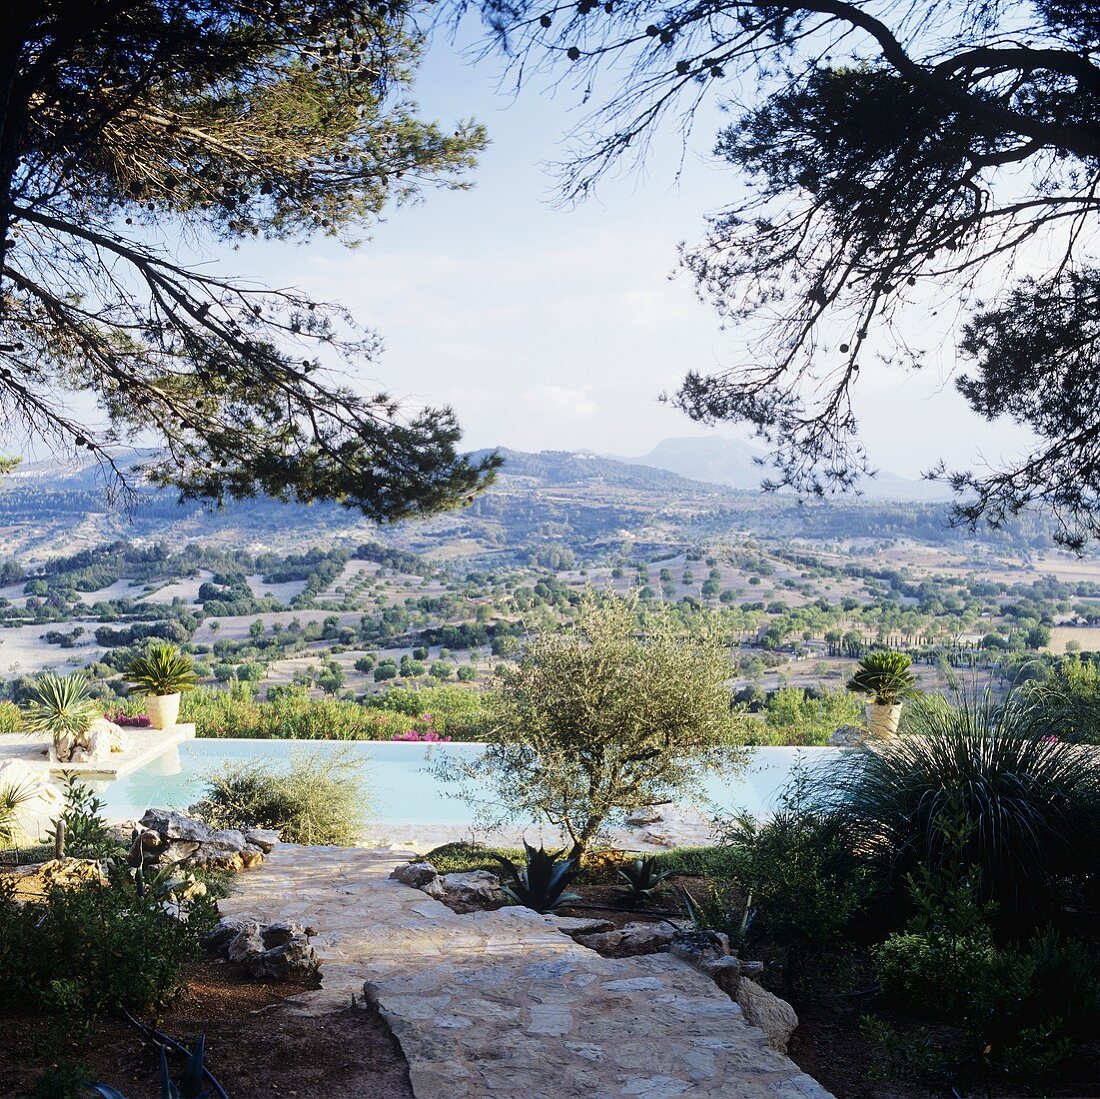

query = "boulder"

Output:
[[736, 978, 798, 1053], [248, 937, 318, 980], [262, 920, 305, 948], [669, 929, 731, 970], [205, 915, 254, 953], [440, 870, 506, 906], [576, 921, 680, 956], [391, 861, 439, 888], [140, 808, 213, 845], [544, 915, 615, 935], [625, 806, 665, 826], [244, 827, 280, 853], [226, 922, 265, 964]]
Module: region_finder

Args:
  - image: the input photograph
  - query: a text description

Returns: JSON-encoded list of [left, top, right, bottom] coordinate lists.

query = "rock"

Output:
[[205, 916, 254, 953], [576, 921, 680, 957], [830, 724, 866, 747], [262, 920, 305, 948], [161, 839, 202, 864], [637, 828, 677, 848], [75, 718, 127, 762], [707, 956, 743, 998], [248, 937, 319, 980], [669, 930, 730, 970], [736, 978, 798, 1053], [740, 959, 765, 980], [9, 857, 107, 897], [440, 870, 505, 906], [625, 806, 665, 825], [544, 915, 615, 935], [391, 861, 440, 889], [140, 808, 212, 845], [244, 827, 280, 853], [227, 922, 265, 964]]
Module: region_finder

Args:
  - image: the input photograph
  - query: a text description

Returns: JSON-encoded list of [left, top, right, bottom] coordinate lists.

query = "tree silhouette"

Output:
[[1, 0, 498, 518], [471, 0, 1100, 545]]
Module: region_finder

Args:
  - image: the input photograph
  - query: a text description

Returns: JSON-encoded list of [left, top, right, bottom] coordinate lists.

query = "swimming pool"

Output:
[[93, 740, 842, 826]]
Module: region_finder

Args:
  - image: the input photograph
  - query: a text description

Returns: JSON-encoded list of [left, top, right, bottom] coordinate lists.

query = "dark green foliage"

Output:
[[616, 856, 673, 900], [1, 0, 495, 518], [420, 842, 524, 877], [191, 751, 365, 845], [1024, 655, 1100, 743], [493, 843, 580, 913], [0, 870, 216, 1017], [47, 776, 119, 859], [719, 764, 869, 979], [845, 650, 918, 704], [817, 691, 1100, 924]]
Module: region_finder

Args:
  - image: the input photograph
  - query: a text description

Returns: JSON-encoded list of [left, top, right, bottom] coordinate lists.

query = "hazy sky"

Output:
[[215, 24, 1035, 482]]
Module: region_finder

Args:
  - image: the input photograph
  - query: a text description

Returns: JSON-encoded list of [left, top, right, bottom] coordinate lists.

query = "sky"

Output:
[[192, 21, 1035, 482]]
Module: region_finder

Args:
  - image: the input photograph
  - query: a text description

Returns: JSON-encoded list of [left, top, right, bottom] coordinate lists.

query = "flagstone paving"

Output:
[[220, 846, 833, 1099]]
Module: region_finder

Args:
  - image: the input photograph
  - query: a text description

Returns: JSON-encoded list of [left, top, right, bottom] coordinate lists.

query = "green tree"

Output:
[[0, 0, 497, 517], [439, 595, 744, 858], [477, 0, 1100, 545]]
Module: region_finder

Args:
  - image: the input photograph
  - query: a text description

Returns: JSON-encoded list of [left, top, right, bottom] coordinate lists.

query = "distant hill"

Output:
[[618, 436, 954, 502]]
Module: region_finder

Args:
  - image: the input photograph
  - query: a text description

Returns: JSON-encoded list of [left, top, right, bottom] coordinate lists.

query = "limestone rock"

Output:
[[248, 937, 318, 980], [205, 915, 254, 953], [829, 724, 866, 747], [544, 915, 615, 935], [669, 930, 731, 970], [391, 861, 440, 889], [226, 922, 265, 964], [440, 870, 505, 906], [707, 956, 743, 998], [625, 806, 665, 825], [262, 920, 305, 948], [244, 827, 281, 853], [140, 808, 212, 845], [576, 921, 680, 957], [736, 978, 798, 1053]]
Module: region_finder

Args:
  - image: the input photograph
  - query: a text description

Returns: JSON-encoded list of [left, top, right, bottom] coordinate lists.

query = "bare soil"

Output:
[[0, 958, 414, 1099]]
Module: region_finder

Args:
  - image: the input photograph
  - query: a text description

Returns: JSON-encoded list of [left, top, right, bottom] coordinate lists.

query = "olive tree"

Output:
[[440, 594, 745, 858]]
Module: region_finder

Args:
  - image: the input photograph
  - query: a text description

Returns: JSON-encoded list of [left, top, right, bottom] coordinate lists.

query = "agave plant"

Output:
[[125, 643, 198, 697], [846, 650, 918, 705], [617, 856, 674, 900], [493, 842, 580, 913], [23, 672, 100, 747], [89, 1033, 214, 1098]]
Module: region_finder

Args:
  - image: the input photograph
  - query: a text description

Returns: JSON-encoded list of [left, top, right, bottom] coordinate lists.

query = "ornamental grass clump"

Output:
[[192, 750, 366, 845], [816, 690, 1100, 925]]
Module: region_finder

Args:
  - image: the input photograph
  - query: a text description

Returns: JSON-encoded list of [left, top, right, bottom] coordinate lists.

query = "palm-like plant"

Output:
[[23, 672, 100, 739], [815, 689, 1100, 924], [617, 856, 674, 900], [125, 643, 197, 696], [846, 651, 919, 705], [0, 781, 34, 845]]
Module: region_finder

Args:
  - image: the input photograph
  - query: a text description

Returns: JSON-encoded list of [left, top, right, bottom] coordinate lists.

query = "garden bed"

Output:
[[0, 957, 414, 1099]]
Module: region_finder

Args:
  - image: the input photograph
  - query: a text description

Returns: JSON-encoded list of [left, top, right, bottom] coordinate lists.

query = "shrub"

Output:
[[0, 700, 21, 733], [0, 869, 215, 1017], [192, 751, 366, 845], [874, 930, 999, 1017], [47, 777, 119, 859], [1024, 655, 1100, 743], [817, 690, 1100, 925], [720, 763, 869, 980]]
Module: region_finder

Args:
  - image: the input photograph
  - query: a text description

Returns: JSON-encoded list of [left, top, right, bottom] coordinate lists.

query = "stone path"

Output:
[[220, 846, 833, 1099]]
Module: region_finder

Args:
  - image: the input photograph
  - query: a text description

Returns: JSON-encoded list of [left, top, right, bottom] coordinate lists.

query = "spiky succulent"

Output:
[[126, 643, 198, 696], [23, 672, 100, 738], [846, 651, 918, 705], [493, 842, 581, 913], [617, 856, 673, 900]]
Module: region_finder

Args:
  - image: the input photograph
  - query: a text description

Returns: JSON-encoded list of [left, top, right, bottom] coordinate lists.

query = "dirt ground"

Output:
[[0, 958, 414, 1099]]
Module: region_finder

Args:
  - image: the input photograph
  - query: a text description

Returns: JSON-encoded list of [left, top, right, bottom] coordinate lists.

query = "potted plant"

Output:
[[847, 650, 918, 738], [125, 642, 197, 730], [24, 671, 100, 762]]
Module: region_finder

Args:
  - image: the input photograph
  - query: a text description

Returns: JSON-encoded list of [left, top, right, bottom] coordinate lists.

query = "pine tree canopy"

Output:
[[470, 0, 1100, 547], [0, 0, 498, 519]]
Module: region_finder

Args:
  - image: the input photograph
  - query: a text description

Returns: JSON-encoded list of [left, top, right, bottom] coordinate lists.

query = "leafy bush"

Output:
[[720, 763, 869, 979], [817, 690, 1100, 924], [48, 776, 119, 858], [1024, 655, 1100, 743], [740, 686, 862, 746], [874, 930, 999, 1018], [0, 700, 21, 733], [0, 870, 215, 1017], [192, 750, 366, 845]]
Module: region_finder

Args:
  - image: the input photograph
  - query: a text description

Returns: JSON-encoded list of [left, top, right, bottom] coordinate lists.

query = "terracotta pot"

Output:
[[145, 692, 181, 731], [866, 701, 903, 738]]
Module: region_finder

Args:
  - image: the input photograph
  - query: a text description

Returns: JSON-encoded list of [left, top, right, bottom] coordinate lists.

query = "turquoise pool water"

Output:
[[94, 740, 841, 825]]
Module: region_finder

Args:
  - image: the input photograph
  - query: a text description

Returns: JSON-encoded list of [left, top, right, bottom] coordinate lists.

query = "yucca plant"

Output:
[[493, 842, 580, 913], [23, 672, 100, 755], [816, 689, 1100, 925], [125, 643, 198, 697], [0, 781, 33, 845], [846, 650, 919, 706], [617, 856, 674, 900]]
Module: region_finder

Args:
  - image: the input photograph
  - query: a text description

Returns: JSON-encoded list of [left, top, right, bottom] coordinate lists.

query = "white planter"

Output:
[[146, 692, 181, 731], [866, 702, 903, 739]]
